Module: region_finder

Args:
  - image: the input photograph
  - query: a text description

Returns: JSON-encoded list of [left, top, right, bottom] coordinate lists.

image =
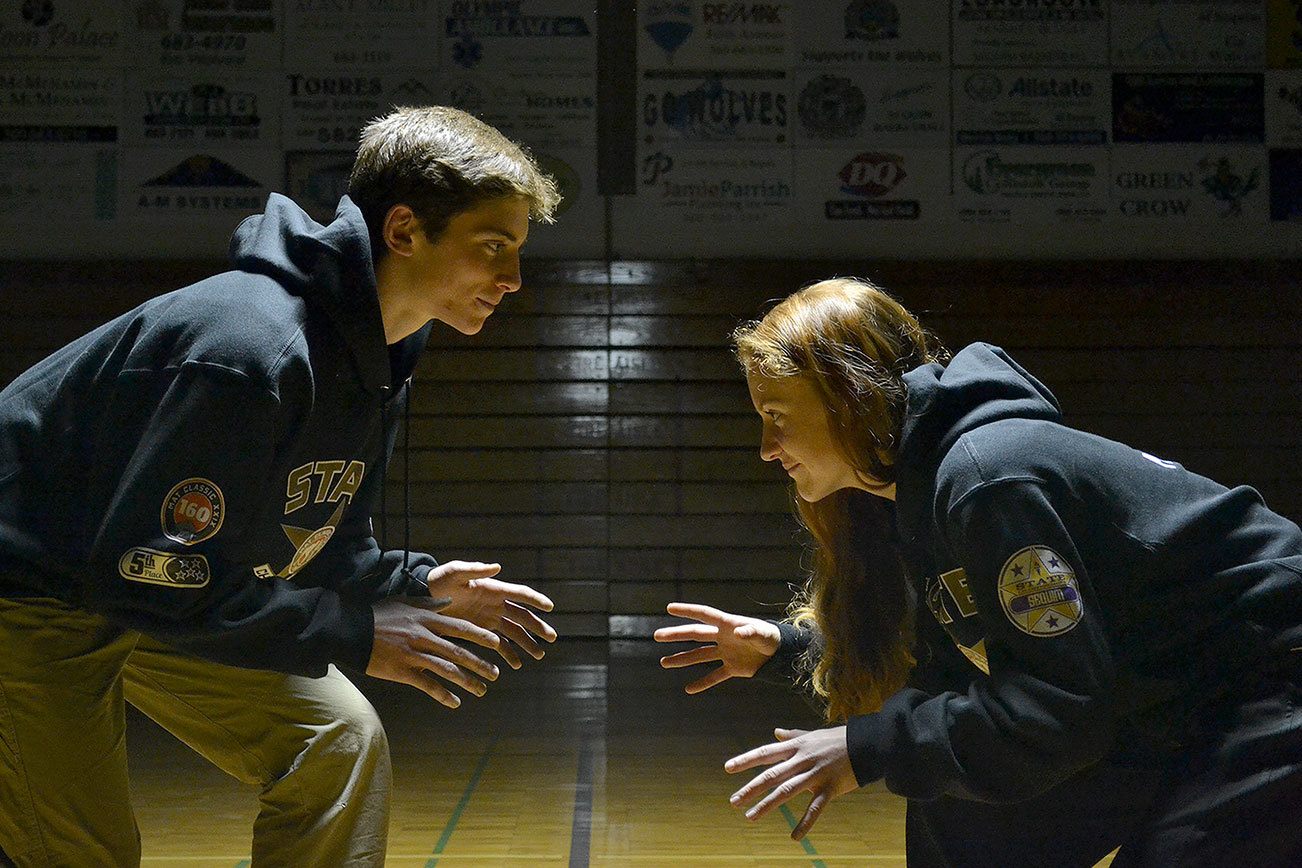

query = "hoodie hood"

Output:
[[229, 194, 393, 395], [895, 343, 1062, 544]]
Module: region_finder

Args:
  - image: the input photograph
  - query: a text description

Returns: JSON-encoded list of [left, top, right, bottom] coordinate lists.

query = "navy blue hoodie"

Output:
[[0, 194, 437, 676], [773, 344, 1302, 802]]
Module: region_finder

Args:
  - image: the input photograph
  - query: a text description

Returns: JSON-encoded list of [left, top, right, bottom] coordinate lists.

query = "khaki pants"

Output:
[[0, 596, 391, 867]]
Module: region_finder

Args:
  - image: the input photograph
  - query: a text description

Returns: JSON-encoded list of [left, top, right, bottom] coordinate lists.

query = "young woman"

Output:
[[655, 278, 1302, 867]]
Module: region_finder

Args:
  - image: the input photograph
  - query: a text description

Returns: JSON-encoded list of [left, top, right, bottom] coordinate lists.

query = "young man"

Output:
[[0, 106, 562, 866]]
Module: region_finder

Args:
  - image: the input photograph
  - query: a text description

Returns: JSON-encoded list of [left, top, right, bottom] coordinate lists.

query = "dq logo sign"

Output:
[[839, 152, 906, 197]]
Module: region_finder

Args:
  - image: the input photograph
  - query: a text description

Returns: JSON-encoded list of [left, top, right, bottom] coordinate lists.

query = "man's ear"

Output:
[[381, 204, 419, 258]]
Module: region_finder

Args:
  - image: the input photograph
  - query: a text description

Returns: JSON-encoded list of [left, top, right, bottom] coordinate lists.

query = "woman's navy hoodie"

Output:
[[772, 343, 1302, 803], [0, 194, 437, 677]]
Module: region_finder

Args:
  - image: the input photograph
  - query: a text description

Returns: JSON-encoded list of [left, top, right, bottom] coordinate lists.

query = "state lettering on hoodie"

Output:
[[925, 566, 990, 675]]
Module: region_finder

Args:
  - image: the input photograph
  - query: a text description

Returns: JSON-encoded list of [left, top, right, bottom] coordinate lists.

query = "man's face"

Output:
[[409, 195, 531, 335]]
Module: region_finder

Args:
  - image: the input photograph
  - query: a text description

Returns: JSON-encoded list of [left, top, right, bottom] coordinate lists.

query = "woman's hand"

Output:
[[653, 602, 782, 693], [424, 560, 557, 669], [726, 727, 858, 840]]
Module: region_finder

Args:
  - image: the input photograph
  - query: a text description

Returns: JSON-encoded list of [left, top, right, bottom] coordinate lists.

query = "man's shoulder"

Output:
[[140, 271, 312, 384]]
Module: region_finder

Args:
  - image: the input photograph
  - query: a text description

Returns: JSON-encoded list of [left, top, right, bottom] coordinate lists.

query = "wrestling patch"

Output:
[[997, 545, 1082, 637], [119, 547, 211, 587], [161, 478, 224, 545]]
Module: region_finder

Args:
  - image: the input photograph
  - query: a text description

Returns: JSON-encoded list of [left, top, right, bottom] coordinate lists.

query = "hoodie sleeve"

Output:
[[844, 480, 1116, 803], [753, 619, 817, 685], [84, 362, 375, 676]]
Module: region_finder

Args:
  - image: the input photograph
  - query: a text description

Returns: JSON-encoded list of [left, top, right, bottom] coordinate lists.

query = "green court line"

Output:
[[730, 732, 826, 868], [779, 804, 828, 868], [425, 735, 500, 868]]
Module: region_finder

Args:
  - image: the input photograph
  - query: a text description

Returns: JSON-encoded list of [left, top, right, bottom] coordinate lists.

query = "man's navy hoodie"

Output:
[[770, 343, 1302, 803], [0, 194, 437, 677]]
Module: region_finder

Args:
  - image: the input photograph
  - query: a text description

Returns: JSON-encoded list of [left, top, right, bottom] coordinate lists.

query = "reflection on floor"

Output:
[[128, 639, 910, 866]]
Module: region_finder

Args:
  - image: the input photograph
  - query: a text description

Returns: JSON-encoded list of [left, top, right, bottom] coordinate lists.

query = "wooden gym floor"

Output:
[[127, 640, 1116, 866], [127, 639, 903, 866]]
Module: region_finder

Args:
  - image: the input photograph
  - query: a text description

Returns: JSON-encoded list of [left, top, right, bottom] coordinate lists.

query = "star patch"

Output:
[[997, 545, 1083, 637]]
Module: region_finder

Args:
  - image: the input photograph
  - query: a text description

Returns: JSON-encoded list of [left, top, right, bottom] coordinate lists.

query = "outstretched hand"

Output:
[[726, 727, 858, 840], [367, 595, 502, 708], [653, 602, 781, 694], [425, 560, 557, 669]]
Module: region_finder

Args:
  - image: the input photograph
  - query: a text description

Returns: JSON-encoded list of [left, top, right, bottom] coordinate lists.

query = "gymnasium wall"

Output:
[[2, 259, 1298, 637], [3, 2, 1300, 635], [1, 2, 1302, 257]]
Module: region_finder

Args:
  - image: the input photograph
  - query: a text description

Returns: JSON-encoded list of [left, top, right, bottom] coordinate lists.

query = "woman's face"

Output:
[[745, 369, 895, 502]]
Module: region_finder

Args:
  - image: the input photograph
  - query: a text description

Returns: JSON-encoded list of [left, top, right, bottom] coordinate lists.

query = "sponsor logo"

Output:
[[180, 0, 274, 34], [961, 150, 1095, 195], [845, 0, 898, 40], [957, 0, 1103, 23], [838, 152, 905, 197], [798, 75, 865, 138], [1141, 451, 1180, 469], [1008, 76, 1093, 99], [998, 546, 1082, 637], [143, 154, 260, 187], [1118, 197, 1191, 217], [644, 1, 693, 57], [0, 1, 119, 51], [144, 83, 258, 127], [643, 78, 787, 139], [119, 547, 211, 587], [964, 72, 1001, 102], [828, 152, 918, 219], [161, 478, 225, 545], [701, 3, 785, 25], [445, 7, 591, 38], [1199, 155, 1259, 216], [1115, 171, 1194, 191], [287, 75, 382, 98]]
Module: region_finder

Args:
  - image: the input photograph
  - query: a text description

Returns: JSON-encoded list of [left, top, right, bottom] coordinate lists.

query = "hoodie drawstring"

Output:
[[377, 378, 414, 591], [402, 377, 412, 579]]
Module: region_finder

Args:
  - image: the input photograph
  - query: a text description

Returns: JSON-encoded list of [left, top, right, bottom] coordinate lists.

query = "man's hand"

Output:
[[425, 561, 557, 669], [367, 595, 502, 708], [653, 602, 782, 694], [726, 727, 858, 840]]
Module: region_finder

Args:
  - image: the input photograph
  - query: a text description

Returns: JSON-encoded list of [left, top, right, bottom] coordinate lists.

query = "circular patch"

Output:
[[161, 478, 225, 545], [997, 546, 1083, 637], [285, 525, 335, 577]]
